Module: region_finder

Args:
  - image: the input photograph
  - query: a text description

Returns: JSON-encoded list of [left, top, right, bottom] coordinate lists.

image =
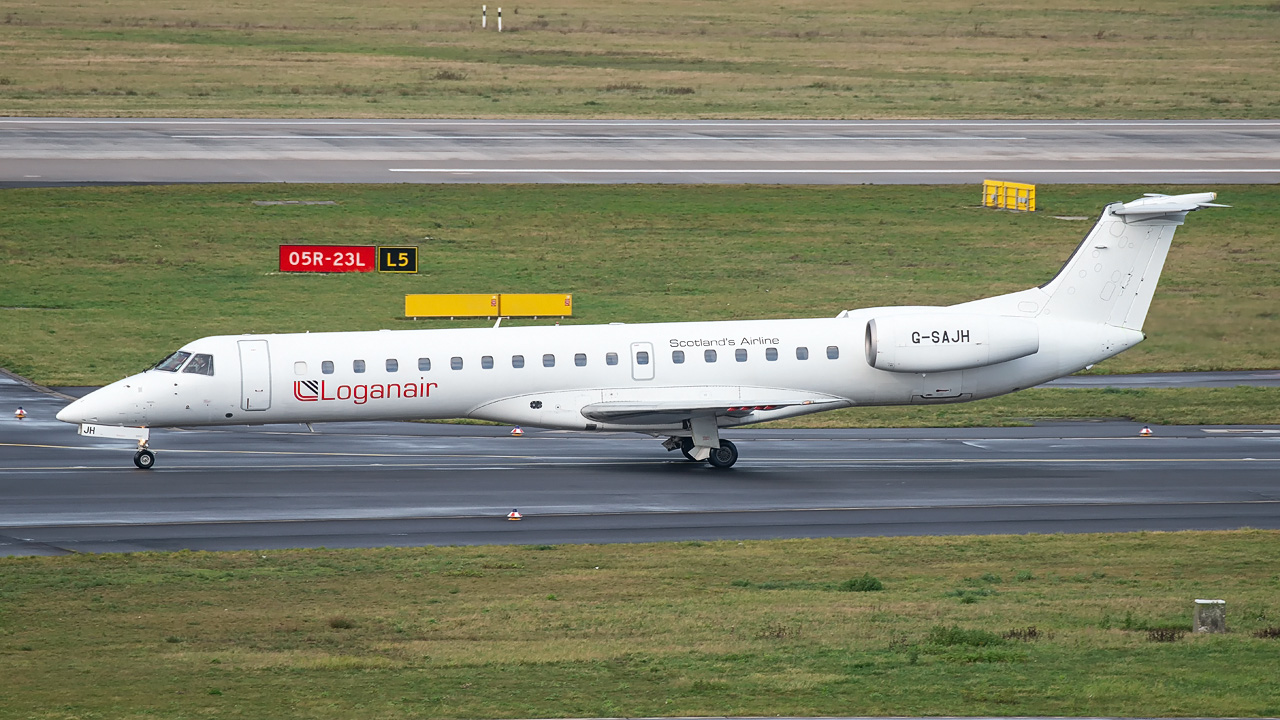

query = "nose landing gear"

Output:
[[133, 449, 156, 469], [133, 437, 155, 470]]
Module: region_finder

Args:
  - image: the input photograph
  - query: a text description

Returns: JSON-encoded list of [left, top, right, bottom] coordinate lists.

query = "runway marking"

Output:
[[7, 498, 1280, 529], [1, 456, 1274, 473], [6, 119, 1280, 127], [390, 168, 1280, 175], [170, 134, 1028, 141]]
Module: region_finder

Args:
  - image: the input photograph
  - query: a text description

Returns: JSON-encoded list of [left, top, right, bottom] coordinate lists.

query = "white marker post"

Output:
[[498, 7, 502, 32], [482, 5, 486, 29]]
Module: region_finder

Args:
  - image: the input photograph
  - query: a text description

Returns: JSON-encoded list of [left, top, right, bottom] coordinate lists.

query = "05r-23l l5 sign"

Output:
[[278, 245, 418, 273]]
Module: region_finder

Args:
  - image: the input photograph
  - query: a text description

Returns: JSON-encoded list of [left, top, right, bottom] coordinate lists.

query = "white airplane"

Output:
[[57, 192, 1224, 469]]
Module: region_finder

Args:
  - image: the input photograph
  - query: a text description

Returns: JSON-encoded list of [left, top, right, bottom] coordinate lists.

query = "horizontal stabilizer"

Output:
[[581, 396, 842, 425], [1112, 192, 1227, 219]]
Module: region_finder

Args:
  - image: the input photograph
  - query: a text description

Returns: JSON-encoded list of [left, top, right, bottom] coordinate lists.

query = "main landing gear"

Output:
[[664, 436, 739, 469]]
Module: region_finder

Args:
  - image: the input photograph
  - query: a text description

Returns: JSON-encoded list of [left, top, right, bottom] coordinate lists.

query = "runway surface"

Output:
[[3, 118, 1279, 186], [4, 372, 1278, 556], [1040, 369, 1280, 389]]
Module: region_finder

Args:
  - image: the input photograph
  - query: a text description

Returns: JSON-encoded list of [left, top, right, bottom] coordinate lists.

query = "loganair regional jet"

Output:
[[57, 192, 1224, 469]]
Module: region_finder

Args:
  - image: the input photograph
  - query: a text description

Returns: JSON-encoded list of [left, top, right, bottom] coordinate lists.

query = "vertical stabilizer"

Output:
[[1038, 192, 1224, 330]]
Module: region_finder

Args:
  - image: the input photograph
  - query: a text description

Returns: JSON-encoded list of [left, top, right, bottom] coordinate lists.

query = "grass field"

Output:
[[1, 0, 1278, 118], [3, 531, 1279, 718]]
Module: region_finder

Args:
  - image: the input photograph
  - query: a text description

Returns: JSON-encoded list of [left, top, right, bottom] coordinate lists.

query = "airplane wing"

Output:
[[579, 394, 844, 425]]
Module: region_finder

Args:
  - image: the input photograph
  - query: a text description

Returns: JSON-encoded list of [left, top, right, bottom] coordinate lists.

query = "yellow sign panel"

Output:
[[983, 180, 1036, 212], [405, 294, 499, 318], [499, 294, 573, 317], [403, 294, 573, 318]]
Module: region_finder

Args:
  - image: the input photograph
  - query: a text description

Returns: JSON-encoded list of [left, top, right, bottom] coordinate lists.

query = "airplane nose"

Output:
[[56, 398, 87, 424]]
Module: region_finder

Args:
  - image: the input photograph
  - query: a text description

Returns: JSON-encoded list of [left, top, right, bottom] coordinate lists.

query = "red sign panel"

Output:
[[279, 245, 376, 273]]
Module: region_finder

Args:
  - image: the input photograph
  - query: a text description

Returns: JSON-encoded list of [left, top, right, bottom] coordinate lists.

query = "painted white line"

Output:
[[4, 118, 1280, 127], [389, 168, 1280, 174], [171, 134, 1029, 141]]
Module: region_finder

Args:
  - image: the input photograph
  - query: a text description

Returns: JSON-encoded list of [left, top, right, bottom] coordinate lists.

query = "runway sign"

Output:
[[279, 245, 375, 273], [983, 179, 1036, 212], [377, 246, 418, 273]]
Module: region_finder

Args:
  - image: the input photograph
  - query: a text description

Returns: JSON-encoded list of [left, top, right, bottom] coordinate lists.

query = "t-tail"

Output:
[[958, 192, 1226, 331], [1037, 192, 1226, 329]]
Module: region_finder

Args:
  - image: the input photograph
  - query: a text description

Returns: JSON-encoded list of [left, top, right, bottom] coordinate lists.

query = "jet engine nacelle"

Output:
[[865, 313, 1040, 373]]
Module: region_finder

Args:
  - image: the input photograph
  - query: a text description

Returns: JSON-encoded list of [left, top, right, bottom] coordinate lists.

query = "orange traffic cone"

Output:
[[14, 406, 26, 419], [507, 509, 522, 521], [511, 425, 524, 436], [1139, 425, 1153, 437]]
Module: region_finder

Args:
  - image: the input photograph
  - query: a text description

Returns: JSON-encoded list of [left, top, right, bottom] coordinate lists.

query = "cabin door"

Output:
[[630, 342, 654, 381], [238, 339, 272, 411]]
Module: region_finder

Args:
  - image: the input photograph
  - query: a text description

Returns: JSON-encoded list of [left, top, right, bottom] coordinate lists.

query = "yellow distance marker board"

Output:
[[377, 246, 419, 273], [405, 294, 499, 318], [500, 293, 573, 317], [404, 294, 572, 318]]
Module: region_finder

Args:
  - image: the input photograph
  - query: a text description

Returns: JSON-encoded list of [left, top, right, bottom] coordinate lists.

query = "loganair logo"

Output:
[[293, 379, 438, 405]]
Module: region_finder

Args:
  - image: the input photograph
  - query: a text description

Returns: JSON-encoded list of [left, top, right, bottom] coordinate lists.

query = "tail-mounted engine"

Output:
[[865, 314, 1040, 373]]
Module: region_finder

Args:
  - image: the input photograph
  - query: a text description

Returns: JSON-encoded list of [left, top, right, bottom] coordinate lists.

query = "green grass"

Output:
[[3, 183, 1275, 389], [756, 387, 1280, 428], [1, 0, 1278, 118], [3, 531, 1280, 717]]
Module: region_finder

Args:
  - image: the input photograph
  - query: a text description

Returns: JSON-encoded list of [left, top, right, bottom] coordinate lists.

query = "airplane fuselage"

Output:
[[61, 310, 1140, 433]]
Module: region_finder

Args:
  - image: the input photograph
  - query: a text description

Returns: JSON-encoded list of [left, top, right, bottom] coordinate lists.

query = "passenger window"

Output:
[[322, 360, 334, 374], [294, 361, 307, 375], [183, 353, 215, 376], [796, 347, 809, 360], [636, 351, 649, 365], [827, 345, 840, 360], [512, 354, 525, 368], [482, 355, 494, 369], [154, 350, 191, 372], [735, 348, 747, 362], [543, 354, 555, 368], [575, 353, 587, 367], [672, 350, 685, 364], [418, 357, 431, 371], [606, 352, 619, 366], [353, 359, 366, 373], [451, 356, 463, 370], [386, 358, 398, 372], [766, 347, 778, 361], [704, 349, 717, 363]]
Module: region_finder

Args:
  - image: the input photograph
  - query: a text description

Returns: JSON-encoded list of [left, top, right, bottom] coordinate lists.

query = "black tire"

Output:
[[679, 437, 698, 461], [707, 439, 738, 469], [133, 449, 155, 470]]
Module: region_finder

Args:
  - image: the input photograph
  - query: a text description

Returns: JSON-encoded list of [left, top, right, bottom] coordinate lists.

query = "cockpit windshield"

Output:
[[182, 353, 215, 376], [154, 350, 191, 372]]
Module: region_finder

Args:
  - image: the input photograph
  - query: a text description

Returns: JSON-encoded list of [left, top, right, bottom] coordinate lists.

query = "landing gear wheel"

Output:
[[679, 437, 697, 461], [133, 449, 156, 469], [707, 439, 738, 469]]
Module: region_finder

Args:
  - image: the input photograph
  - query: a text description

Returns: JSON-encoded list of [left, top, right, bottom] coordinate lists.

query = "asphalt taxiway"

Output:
[[3, 373, 1278, 555], [3, 118, 1279, 185]]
